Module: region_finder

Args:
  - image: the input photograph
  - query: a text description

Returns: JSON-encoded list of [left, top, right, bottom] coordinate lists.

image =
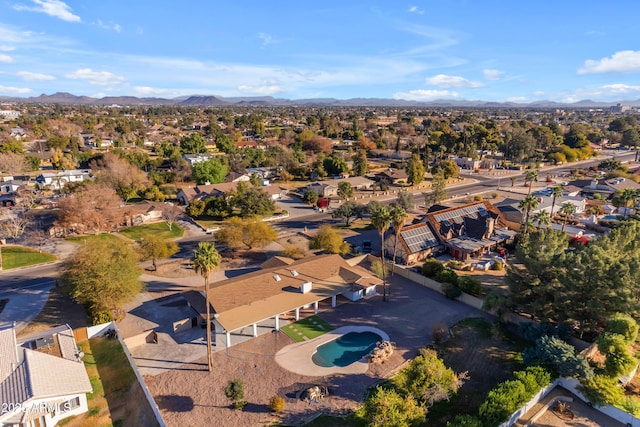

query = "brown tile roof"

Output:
[[207, 254, 381, 331]]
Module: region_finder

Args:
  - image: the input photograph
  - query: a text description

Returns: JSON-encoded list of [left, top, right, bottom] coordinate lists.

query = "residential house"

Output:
[[224, 172, 251, 183], [35, 170, 92, 190], [10, 127, 26, 139], [176, 181, 284, 204], [204, 254, 381, 348], [375, 169, 409, 185], [305, 182, 338, 198], [0, 324, 92, 427], [182, 153, 213, 166], [383, 222, 440, 265], [0, 180, 22, 195], [574, 177, 640, 195], [424, 201, 516, 261]]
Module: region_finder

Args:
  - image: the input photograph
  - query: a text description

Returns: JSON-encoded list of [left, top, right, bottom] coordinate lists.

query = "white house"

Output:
[[0, 324, 92, 427], [182, 153, 213, 166], [35, 170, 92, 190]]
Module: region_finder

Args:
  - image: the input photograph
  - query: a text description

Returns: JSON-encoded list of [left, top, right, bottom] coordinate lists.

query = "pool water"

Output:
[[312, 331, 382, 367], [601, 215, 621, 221]]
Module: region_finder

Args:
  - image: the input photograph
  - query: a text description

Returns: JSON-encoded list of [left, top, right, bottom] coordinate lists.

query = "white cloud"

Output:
[[578, 50, 640, 74], [394, 89, 460, 101], [238, 84, 284, 95], [426, 74, 483, 88], [14, 0, 81, 22], [133, 86, 176, 97], [65, 68, 125, 86], [557, 83, 640, 103], [483, 68, 504, 81], [17, 71, 56, 81], [258, 33, 276, 46], [96, 20, 121, 33], [408, 5, 424, 14], [0, 54, 14, 63], [0, 85, 32, 94], [0, 45, 15, 51]]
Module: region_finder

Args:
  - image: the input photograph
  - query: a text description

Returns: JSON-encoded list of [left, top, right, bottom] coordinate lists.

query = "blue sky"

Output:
[[1, 1, 640, 102]]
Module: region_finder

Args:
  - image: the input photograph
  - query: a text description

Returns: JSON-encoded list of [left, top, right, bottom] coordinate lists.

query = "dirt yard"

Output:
[[16, 287, 88, 338], [144, 331, 395, 427]]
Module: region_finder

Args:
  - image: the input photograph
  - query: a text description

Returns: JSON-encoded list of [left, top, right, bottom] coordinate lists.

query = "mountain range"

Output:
[[0, 92, 638, 109]]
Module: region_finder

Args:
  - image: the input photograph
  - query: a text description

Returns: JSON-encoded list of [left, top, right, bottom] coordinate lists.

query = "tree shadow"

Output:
[[155, 394, 194, 412], [242, 402, 270, 413]]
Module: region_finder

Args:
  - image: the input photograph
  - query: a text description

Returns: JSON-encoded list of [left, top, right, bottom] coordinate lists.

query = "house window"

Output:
[[64, 397, 80, 412]]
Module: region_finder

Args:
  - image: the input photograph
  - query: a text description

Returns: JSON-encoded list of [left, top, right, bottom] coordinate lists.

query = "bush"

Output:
[[442, 282, 462, 300], [92, 310, 114, 325], [422, 259, 444, 277], [491, 192, 499, 199], [432, 322, 449, 345], [361, 386, 425, 427], [269, 395, 285, 413], [224, 378, 245, 403], [491, 260, 504, 271], [618, 396, 640, 417], [435, 268, 459, 286], [458, 276, 483, 296], [473, 195, 483, 201], [447, 414, 483, 427], [578, 375, 624, 407]]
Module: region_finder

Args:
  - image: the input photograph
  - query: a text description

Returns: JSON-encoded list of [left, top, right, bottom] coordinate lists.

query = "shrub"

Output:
[[442, 282, 462, 300], [473, 195, 483, 201], [618, 396, 640, 417], [578, 375, 624, 407], [224, 378, 245, 403], [491, 260, 504, 271], [280, 245, 305, 259], [361, 386, 425, 427], [491, 192, 499, 199], [92, 310, 113, 325], [435, 268, 459, 286], [523, 336, 594, 379], [432, 322, 449, 345], [269, 395, 285, 413], [447, 414, 483, 427], [458, 276, 483, 296], [605, 313, 639, 344], [422, 259, 444, 277]]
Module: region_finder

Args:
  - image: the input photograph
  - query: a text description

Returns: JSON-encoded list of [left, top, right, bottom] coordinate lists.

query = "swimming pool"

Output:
[[601, 215, 621, 221], [311, 331, 382, 367]]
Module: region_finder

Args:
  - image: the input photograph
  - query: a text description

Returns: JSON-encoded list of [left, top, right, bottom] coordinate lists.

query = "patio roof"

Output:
[[447, 228, 517, 253]]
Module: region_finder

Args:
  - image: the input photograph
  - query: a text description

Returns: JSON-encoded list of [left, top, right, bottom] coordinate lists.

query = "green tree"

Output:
[[518, 194, 539, 235], [192, 157, 229, 185], [62, 239, 143, 322], [231, 184, 276, 217], [405, 154, 425, 186], [425, 171, 447, 206], [395, 191, 414, 211], [523, 335, 594, 379], [393, 348, 462, 406], [524, 170, 538, 195], [332, 201, 366, 226], [139, 234, 179, 271], [532, 209, 551, 229], [180, 133, 208, 154], [431, 159, 459, 179], [337, 181, 354, 200], [605, 313, 639, 344], [550, 185, 563, 218], [447, 415, 483, 427], [309, 224, 350, 254], [224, 378, 246, 406], [352, 150, 369, 176], [390, 206, 408, 278], [578, 375, 625, 406], [302, 189, 319, 205], [362, 386, 425, 427], [192, 242, 221, 371], [371, 206, 392, 301], [596, 333, 636, 377], [559, 202, 576, 231]]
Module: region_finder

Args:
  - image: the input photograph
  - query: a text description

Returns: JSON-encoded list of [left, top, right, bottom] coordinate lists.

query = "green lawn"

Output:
[[1, 246, 57, 269], [118, 221, 183, 241], [281, 315, 334, 342], [66, 233, 122, 244]]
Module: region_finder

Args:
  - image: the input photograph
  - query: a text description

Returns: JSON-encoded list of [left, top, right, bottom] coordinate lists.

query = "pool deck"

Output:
[[274, 325, 390, 376]]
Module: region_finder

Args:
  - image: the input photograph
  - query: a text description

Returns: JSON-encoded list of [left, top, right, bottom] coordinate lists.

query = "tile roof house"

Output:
[[375, 169, 408, 184], [206, 254, 382, 348], [35, 170, 92, 191], [0, 324, 92, 427], [176, 182, 284, 204]]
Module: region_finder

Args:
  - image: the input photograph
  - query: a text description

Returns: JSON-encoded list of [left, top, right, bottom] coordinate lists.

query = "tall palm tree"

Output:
[[550, 185, 563, 219], [615, 188, 637, 218], [192, 242, 221, 372], [390, 206, 408, 276], [559, 202, 576, 231], [524, 170, 538, 195], [532, 209, 551, 229], [518, 194, 539, 235], [371, 206, 392, 301]]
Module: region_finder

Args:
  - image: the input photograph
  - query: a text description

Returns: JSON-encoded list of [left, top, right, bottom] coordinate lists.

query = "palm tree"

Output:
[[518, 194, 539, 235], [615, 188, 637, 218], [524, 170, 538, 195], [390, 206, 408, 275], [559, 202, 576, 231], [371, 206, 392, 301], [550, 185, 563, 219], [192, 242, 221, 372], [532, 210, 551, 229]]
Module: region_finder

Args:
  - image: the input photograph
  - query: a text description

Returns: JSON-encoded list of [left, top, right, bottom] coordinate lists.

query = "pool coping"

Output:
[[274, 325, 389, 377]]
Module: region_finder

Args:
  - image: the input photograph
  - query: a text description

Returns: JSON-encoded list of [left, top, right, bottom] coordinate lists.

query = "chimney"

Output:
[[300, 282, 312, 294]]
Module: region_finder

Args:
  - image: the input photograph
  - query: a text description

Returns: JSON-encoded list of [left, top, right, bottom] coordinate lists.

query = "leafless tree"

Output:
[[25, 228, 48, 253], [90, 152, 150, 202], [161, 204, 182, 231], [0, 208, 30, 242], [55, 184, 123, 235], [0, 153, 29, 175]]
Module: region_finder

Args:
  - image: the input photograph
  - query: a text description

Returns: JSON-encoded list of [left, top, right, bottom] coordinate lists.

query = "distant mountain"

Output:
[[0, 92, 637, 109]]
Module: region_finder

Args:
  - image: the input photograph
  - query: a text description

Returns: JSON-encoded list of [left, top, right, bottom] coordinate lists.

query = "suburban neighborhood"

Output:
[[1, 99, 640, 427]]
